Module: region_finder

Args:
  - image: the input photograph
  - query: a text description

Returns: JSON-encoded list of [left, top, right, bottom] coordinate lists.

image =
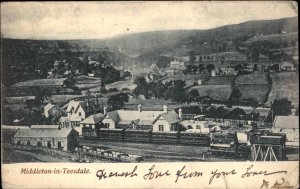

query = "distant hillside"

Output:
[[1, 16, 298, 86], [136, 17, 298, 63]]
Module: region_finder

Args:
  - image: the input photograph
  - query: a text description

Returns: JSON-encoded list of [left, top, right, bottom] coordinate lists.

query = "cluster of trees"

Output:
[[107, 93, 129, 110], [133, 77, 186, 102], [2, 39, 123, 88]]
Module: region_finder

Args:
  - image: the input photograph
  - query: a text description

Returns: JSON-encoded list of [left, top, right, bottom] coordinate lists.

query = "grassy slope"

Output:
[[268, 72, 299, 106]]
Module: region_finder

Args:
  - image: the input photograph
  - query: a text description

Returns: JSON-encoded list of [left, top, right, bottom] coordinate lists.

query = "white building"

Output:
[[59, 100, 88, 135], [170, 60, 186, 70], [102, 105, 182, 131], [273, 116, 299, 147]]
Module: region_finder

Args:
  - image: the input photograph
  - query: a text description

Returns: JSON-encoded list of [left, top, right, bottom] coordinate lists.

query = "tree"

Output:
[[123, 71, 132, 79], [253, 64, 258, 72], [206, 64, 215, 73], [230, 87, 242, 103], [271, 98, 293, 119], [229, 108, 246, 120], [234, 64, 243, 72], [216, 106, 229, 121], [189, 51, 196, 64], [188, 89, 200, 102], [107, 93, 129, 110]]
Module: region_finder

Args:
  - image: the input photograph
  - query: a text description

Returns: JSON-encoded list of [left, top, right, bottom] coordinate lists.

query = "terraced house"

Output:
[[102, 105, 182, 131]]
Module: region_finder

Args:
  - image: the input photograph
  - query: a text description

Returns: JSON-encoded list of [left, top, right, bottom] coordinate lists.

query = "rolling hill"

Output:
[[2, 16, 298, 87]]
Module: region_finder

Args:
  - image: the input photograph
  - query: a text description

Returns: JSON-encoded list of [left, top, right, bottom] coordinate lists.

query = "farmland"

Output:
[[125, 98, 183, 111], [238, 84, 270, 103], [189, 85, 232, 101], [10, 78, 67, 87], [73, 75, 102, 90], [235, 73, 269, 85], [204, 75, 235, 85], [160, 74, 210, 86], [268, 72, 299, 106]]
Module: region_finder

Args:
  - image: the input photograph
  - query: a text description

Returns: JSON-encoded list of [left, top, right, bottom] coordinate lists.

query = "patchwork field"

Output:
[[11, 78, 67, 87], [125, 98, 183, 111], [73, 75, 102, 90], [190, 85, 232, 100], [268, 72, 299, 106], [238, 84, 270, 103], [204, 75, 235, 85], [89, 79, 136, 92], [161, 74, 210, 86], [235, 73, 269, 85]]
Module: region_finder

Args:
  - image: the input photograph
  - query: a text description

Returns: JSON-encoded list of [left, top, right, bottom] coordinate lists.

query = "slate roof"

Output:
[[44, 103, 54, 112], [104, 109, 181, 125], [274, 116, 299, 129], [31, 125, 60, 129], [81, 113, 105, 124], [14, 128, 77, 138], [160, 111, 182, 124]]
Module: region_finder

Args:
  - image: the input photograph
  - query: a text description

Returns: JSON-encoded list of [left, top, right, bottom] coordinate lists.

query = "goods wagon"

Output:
[[151, 131, 179, 144], [179, 132, 210, 146], [97, 128, 124, 141], [123, 129, 152, 143]]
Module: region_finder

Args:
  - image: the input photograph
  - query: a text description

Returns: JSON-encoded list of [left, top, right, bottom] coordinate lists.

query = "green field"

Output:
[[11, 78, 67, 87], [204, 75, 235, 85], [268, 72, 299, 106], [125, 98, 183, 111], [235, 73, 269, 85], [190, 85, 232, 100], [238, 84, 270, 102], [89, 79, 136, 92], [161, 74, 210, 86]]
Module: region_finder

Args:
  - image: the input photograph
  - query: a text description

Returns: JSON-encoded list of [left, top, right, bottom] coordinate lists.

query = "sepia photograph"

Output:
[[1, 1, 299, 188]]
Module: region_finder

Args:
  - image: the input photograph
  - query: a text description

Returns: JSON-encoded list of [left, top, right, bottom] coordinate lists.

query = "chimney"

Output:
[[103, 107, 107, 115], [163, 105, 168, 113], [138, 104, 142, 112], [179, 108, 182, 119]]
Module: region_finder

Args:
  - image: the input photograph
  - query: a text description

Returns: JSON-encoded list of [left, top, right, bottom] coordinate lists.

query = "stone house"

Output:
[[102, 105, 182, 131], [13, 128, 79, 151], [273, 116, 299, 147], [80, 113, 105, 136]]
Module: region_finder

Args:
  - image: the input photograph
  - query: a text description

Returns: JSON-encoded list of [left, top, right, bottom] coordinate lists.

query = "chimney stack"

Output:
[[138, 104, 142, 112], [163, 105, 168, 113], [103, 107, 107, 114], [179, 108, 182, 119]]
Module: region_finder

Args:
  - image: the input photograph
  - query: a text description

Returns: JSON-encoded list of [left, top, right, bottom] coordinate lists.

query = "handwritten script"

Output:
[[94, 164, 290, 186]]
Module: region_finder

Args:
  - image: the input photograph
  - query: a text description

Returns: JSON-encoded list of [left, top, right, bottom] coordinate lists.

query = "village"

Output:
[[2, 15, 299, 163], [2, 51, 299, 163]]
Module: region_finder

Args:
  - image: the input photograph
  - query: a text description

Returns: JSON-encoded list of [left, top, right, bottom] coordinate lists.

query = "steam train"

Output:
[[85, 128, 210, 146], [82, 128, 286, 160]]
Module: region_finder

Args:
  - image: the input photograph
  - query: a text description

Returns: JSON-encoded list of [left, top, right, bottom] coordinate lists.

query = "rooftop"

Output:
[[14, 128, 77, 138], [274, 116, 299, 129]]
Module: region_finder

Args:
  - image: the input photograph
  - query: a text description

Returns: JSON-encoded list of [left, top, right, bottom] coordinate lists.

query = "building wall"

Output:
[[13, 137, 69, 151], [281, 128, 299, 142], [153, 118, 171, 132], [102, 118, 116, 129]]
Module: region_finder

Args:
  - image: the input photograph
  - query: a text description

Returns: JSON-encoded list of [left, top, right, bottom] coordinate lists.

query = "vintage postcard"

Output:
[[1, 1, 299, 188]]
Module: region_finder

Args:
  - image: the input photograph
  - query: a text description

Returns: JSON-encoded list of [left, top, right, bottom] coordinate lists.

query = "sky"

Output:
[[1, 1, 298, 40]]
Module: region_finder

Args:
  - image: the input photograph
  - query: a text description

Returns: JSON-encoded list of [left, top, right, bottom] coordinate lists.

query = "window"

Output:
[[79, 112, 82, 116], [159, 125, 164, 131], [27, 141, 31, 145], [47, 141, 51, 148], [105, 123, 110, 128], [196, 125, 201, 129]]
